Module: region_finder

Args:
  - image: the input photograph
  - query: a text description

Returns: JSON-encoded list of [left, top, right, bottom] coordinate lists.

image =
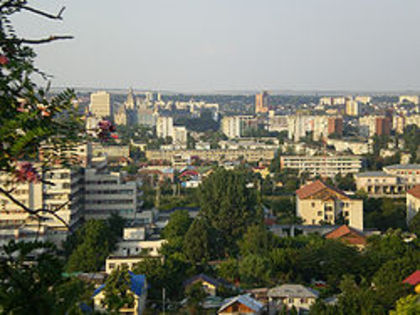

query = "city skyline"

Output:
[[11, 0, 420, 92]]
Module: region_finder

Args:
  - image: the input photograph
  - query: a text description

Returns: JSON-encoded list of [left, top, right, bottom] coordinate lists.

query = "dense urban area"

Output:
[[1, 1, 420, 315]]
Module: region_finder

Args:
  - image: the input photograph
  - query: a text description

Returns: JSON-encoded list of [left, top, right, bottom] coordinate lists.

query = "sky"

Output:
[[11, 0, 420, 92]]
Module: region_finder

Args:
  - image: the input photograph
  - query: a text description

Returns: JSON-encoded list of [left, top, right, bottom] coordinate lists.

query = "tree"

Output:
[[217, 258, 239, 284], [0, 241, 89, 314], [238, 224, 277, 257], [183, 219, 212, 263], [162, 210, 192, 239], [408, 211, 420, 235], [185, 282, 207, 314], [390, 295, 420, 315], [102, 267, 135, 314], [198, 168, 260, 254], [66, 220, 113, 272], [132, 258, 165, 302], [238, 254, 272, 287]]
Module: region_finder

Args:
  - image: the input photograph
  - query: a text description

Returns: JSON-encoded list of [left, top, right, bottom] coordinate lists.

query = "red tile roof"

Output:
[[403, 270, 420, 286], [324, 225, 366, 245], [296, 180, 347, 199], [407, 185, 420, 199]]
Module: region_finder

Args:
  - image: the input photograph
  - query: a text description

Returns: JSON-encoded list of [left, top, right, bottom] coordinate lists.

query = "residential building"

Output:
[[137, 107, 156, 127], [280, 155, 363, 177], [156, 116, 174, 139], [346, 98, 359, 116], [324, 225, 367, 249], [84, 167, 142, 220], [267, 112, 288, 132], [218, 294, 264, 315], [399, 95, 419, 105], [267, 284, 319, 313], [255, 91, 269, 114], [221, 115, 258, 139], [296, 180, 364, 230], [287, 115, 314, 142], [146, 149, 276, 163], [93, 272, 147, 315], [355, 165, 420, 197], [173, 126, 187, 147], [327, 117, 343, 136], [407, 185, 420, 224], [184, 274, 229, 296], [355, 96, 371, 104], [90, 91, 111, 118], [402, 270, 420, 294], [326, 138, 370, 155], [359, 116, 391, 137]]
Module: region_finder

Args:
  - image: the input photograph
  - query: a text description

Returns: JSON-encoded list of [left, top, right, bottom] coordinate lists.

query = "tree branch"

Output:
[[20, 5, 66, 20], [20, 35, 74, 45]]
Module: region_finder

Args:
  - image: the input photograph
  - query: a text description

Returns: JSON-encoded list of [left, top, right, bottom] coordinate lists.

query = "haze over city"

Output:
[[11, 0, 420, 92]]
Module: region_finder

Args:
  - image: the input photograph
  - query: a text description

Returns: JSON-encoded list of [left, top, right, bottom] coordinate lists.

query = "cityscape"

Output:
[[0, 1, 420, 315]]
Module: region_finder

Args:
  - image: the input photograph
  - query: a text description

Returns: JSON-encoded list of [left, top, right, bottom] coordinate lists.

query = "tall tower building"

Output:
[[156, 116, 174, 139], [125, 88, 136, 110], [90, 91, 111, 118], [255, 91, 269, 114]]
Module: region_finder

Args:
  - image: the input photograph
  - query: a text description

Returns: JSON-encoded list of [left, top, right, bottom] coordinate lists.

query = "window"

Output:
[[311, 202, 315, 207], [109, 263, 115, 270], [317, 211, 323, 216]]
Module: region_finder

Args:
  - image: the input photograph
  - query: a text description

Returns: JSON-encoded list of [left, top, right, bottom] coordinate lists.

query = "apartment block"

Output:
[[146, 149, 276, 163], [90, 91, 111, 118], [156, 116, 174, 139], [84, 167, 143, 220], [280, 155, 363, 177], [355, 164, 420, 197], [407, 185, 420, 224], [221, 115, 257, 139], [296, 180, 363, 231]]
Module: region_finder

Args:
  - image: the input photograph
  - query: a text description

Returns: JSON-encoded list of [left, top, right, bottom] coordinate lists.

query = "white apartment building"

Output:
[[287, 115, 314, 142], [90, 91, 111, 118], [326, 138, 371, 155], [156, 116, 174, 139], [84, 167, 142, 220], [0, 166, 84, 245], [268, 112, 288, 132], [407, 186, 420, 224], [173, 126, 187, 147], [221, 116, 242, 138], [399, 95, 419, 105], [296, 180, 364, 231], [355, 96, 372, 104], [280, 155, 363, 177], [346, 98, 360, 116]]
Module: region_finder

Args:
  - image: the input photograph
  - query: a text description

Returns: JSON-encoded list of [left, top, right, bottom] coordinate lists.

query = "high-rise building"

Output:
[[328, 117, 343, 136], [375, 117, 391, 136], [221, 116, 241, 138], [90, 91, 111, 118], [255, 91, 269, 114], [173, 126, 187, 147], [114, 105, 127, 125], [345, 98, 359, 116], [125, 88, 136, 110], [156, 116, 174, 139]]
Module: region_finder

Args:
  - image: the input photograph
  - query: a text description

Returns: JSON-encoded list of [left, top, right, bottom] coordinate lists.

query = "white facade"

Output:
[[90, 91, 111, 118], [156, 116, 174, 139]]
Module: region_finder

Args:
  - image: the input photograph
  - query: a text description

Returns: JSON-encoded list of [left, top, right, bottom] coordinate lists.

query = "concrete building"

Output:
[[355, 164, 420, 197], [287, 115, 314, 142], [355, 96, 372, 104], [346, 98, 360, 116], [406, 185, 420, 224], [146, 149, 276, 163], [173, 126, 187, 147], [113, 105, 127, 125], [268, 112, 288, 132], [326, 138, 371, 155], [327, 117, 343, 136], [90, 91, 111, 118], [268, 284, 319, 314], [296, 180, 364, 230], [280, 155, 363, 177], [399, 95, 419, 105], [359, 116, 391, 137], [84, 167, 142, 220], [156, 116, 174, 139], [221, 115, 257, 139], [255, 91, 269, 114]]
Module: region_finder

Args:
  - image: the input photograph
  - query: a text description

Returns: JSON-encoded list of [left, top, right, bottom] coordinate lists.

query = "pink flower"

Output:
[[110, 133, 118, 139], [37, 104, 50, 117], [0, 55, 9, 66], [97, 120, 116, 141], [14, 162, 40, 183]]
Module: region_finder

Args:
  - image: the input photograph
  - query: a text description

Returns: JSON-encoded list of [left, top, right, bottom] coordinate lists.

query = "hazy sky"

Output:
[[12, 0, 420, 92]]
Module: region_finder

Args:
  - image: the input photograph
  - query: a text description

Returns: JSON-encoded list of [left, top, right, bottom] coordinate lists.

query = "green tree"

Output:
[[408, 211, 420, 235], [198, 168, 260, 254], [66, 220, 113, 272], [183, 219, 212, 263], [217, 258, 239, 284], [185, 282, 207, 314], [238, 224, 277, 257], [102, 267, 135, 314], [238, 254, 272, 287], [390, 295, 420, 315], [0, 241, 89, 314], [162, 210, 192, 239]]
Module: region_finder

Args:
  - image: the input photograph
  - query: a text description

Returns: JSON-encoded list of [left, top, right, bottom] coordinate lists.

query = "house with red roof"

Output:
[[296, 180, 363, 231], [403, 270, 420, 294], [407, 185, 420, 224], [324, 225, 367, 248]]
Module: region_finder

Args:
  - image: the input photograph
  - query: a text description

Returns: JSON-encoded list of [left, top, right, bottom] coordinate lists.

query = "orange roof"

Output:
[[325, 225, 366, 245], [296, 180, 347, 200], [403, 270, 420, 286], [407, 185, 420, 199]]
